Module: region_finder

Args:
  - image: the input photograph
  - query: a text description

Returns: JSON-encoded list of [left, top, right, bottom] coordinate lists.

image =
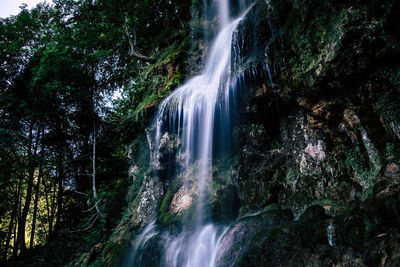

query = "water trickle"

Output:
[[327, 221, 336, 247]]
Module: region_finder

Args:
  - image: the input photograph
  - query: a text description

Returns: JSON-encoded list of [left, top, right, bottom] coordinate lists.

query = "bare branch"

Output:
[[118, 2, 155, 63], [69, 214, 99, 233], [123, 20, 156, 63], [83, 199, 102, 213], [73, 190, 89, 196]]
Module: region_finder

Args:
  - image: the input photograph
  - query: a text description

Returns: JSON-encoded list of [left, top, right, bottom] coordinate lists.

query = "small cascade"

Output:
[[124, 219, 158, 266], [164, 224, 227, 267]]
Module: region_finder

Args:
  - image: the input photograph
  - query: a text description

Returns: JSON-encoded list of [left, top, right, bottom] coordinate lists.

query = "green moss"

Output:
[[385, 142, 400, 161], [344, 144, 381, 199], [383, 66, 400, 92], [376, 94, 400, 125], [83, 241, 127, 267], [157, 179, 183, 227], [261, 203, 281, 213], [126, 133, 150, 202], [285, 167, 298, 193], [123, 35, 189, 126], [336, 192, 400, 248], [211, 157, 240, 221], [277, 0, 346, 89], [135, 94, 158, 117], [211, 157, 237, 192]]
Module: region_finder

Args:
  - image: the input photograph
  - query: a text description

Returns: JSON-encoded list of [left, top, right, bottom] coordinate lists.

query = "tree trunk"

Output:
[[13, 179, 24, 258], [92, 121, 101, 216], [50, 116, 64, 239], [17, 121, 39, 254], [2, 169, 23, 261], [12, 216, 18, 258], [53, 146, 64, 236], [46, 180, 56, 240], [30, 129, 44, 248]]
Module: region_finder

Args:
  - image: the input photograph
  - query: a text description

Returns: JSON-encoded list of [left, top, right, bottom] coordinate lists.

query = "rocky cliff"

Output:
[[74, 0, 400, 266]]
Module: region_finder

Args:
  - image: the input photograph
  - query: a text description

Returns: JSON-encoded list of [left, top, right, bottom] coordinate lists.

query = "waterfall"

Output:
[[131, 1, 252, 266], [156, 13, 243, 225]]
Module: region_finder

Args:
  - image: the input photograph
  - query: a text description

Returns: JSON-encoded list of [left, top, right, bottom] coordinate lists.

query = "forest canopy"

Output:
[[0, 0, 191, 264]]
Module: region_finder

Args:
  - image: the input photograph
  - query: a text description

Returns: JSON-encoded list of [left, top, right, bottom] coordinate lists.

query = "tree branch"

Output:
[[69, 214, 99, 233], [122, 20, 155, 63], [73, 190, 89, 196], [118, 0, 155, 63], [83, 199, 102, 213]]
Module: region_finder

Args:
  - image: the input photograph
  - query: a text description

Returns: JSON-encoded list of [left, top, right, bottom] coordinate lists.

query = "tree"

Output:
[[0, 0, 191, 263]]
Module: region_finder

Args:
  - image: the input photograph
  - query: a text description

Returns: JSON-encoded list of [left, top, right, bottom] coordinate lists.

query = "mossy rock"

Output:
[[73, 240, 129, 267], [216, 205, 295, 266], [157, 178, 198, 231], [297, 205, 330, 248]]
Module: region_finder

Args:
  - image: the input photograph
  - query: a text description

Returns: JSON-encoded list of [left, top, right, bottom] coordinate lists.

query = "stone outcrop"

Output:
[[78, 0, 400, 265]]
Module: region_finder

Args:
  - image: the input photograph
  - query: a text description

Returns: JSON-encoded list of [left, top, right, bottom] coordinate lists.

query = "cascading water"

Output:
[[130, 1, 252, 266], [124, 219, 158, 267]]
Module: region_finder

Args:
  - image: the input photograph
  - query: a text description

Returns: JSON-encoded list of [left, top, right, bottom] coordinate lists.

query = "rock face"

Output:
[[231, 0, 398, 213], [217, 0, 400, 264], [80, 0, 400, 265]]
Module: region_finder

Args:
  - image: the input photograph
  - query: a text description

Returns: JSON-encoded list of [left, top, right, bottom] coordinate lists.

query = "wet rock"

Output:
[[97, 0, 400, 265], [157, 177, 197, 229], [159, 132, 174, 156], [170, 183, 195, 214], [215, 206, 295, 267], [212, 184, 240, 222], [297, 205, 329, 248], [374, 162, 400, 199], [131, 175, 164, 228], [111, 175, 164, 243], [156, 132, 182, 180], [128, 165, 139, 183], [300, 139, 326, 175]]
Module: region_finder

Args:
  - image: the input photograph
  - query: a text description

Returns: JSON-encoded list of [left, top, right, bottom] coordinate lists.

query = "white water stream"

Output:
[[131, 1, 251, 266]]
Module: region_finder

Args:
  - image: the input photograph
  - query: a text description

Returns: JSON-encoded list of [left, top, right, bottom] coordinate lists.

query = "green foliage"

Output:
[[338, 196, 400, 248], [115, 35, 189, 133], [270, 139, 282, 150], [385, 142, 396, 160], [276, 0, 345, 89], [0, 0, 191, 264], [344, 144, 381, 199]]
